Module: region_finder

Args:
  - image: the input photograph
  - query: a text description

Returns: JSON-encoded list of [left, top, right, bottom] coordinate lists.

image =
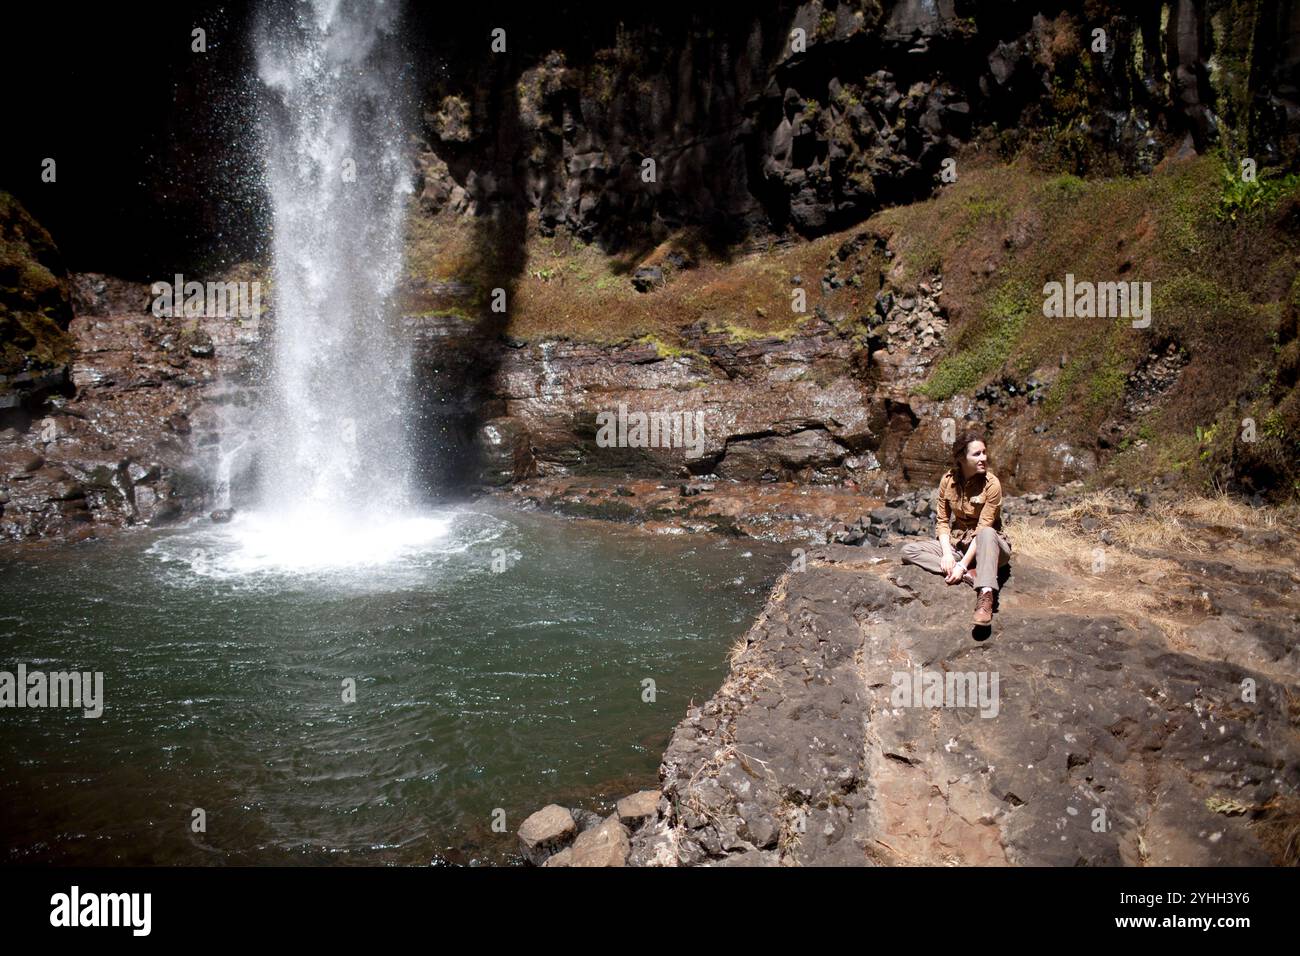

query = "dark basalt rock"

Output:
[[473, 416, 537, 488], [631, 266, 664, 293], [408, 1, 1300, 254]]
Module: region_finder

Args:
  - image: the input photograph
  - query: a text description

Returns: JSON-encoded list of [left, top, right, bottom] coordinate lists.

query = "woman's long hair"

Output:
[[949, 429, 987, 483]]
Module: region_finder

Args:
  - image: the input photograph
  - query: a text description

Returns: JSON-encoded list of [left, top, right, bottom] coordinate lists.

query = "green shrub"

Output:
[[1217, 166, 1300, 222]]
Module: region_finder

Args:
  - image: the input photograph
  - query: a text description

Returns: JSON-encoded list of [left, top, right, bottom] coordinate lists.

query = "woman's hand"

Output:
[[944, 560, 967, 585], [940, 545, 955, 575]]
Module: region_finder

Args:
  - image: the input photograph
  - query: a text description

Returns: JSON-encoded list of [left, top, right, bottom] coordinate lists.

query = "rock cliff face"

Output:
[[0, 194, 73, 426], [3, 1, 1300, 535], [411, 0, 1300, 250], [397, 0, 1300, 503], [412, 233, 1106, 501], [0, 269, 264, 540]]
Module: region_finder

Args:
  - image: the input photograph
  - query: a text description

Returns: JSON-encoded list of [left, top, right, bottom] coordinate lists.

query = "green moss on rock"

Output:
[[0, 192, 74, 381]]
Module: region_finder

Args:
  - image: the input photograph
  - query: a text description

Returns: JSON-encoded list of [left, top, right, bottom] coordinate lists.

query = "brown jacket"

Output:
[[935, 470, 1006, 548]]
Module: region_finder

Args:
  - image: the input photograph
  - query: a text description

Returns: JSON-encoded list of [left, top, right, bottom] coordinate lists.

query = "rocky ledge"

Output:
[[0, 273, 264, 541], [495, 473, 1069, 546], [497, 475, 880, 543], [518, 503, 1300, 866]]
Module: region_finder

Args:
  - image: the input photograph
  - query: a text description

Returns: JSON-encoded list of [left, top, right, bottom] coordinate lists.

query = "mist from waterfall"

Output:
[[228, 0, 443, 571]]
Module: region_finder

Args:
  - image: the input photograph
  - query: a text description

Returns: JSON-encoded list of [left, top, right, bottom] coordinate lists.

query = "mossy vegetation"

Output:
[[875, 151, 1300, 495], [918, 280, 1031, 399], [0, 191, 74, 378], [399, 139, 1300, 496], [402, 208, 882, 347]]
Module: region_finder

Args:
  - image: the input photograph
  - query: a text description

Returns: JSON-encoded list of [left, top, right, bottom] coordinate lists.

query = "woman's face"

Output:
[[962, 440, 988, 477]]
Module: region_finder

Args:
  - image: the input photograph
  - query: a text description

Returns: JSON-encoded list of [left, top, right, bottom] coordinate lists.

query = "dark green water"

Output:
[[0, 506, 783, 865]]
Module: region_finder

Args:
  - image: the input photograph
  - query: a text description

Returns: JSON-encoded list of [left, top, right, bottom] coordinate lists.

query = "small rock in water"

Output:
[[210, 508, 235, 523]]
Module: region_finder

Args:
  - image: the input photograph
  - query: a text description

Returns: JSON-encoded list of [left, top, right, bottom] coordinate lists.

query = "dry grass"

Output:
[[1047, 487, 1300, 550], [1007, 520, 1170, 580], [402, 207, 882, 345], [776, 800, 806, 859], [680, 743, 740, 827], [1002, 511, 1189, 644], [1006, 488, 1298, 643], [1249, 794, 1300, 866], [727, 634, 752, 668], [1174, 489, 1300, 530], [726, 637, 779, 693]]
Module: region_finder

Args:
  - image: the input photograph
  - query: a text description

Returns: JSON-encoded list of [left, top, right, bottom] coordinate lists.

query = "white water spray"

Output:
[[218, 0, 446, 571]]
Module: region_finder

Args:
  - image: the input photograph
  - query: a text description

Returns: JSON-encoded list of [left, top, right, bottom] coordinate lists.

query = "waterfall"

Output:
[[255, 0, 414, 516], [218, 0, 447, 572]]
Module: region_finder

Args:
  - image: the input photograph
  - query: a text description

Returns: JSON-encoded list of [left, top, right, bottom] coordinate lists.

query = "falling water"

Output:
[[232, 0, 445, 570]]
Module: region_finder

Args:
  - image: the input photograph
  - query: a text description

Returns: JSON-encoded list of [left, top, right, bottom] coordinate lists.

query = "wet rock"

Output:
[[474, 416, 535, 487], [149, 498, 184, 526]]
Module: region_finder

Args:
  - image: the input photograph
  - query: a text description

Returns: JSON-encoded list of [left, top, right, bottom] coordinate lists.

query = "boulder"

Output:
[[716, 429, 847, 482], [474, 417, 535, 487], [569, 816, 631, 867], [631, 266, 664, 293], [541, 847, 574, 867], [615, 790, 660, 829], [517, 804, 577, 865]]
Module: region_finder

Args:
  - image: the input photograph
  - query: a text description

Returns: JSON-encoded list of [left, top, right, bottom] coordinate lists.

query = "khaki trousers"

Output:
[[901, 527, 1012, 591]]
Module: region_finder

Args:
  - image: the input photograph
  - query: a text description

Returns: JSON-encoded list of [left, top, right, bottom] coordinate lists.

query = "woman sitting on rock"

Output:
[[901, 430, 1011, 625]]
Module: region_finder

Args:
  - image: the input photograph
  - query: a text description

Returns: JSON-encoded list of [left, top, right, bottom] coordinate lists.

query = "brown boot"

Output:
[[973, 589, 994, 625]]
